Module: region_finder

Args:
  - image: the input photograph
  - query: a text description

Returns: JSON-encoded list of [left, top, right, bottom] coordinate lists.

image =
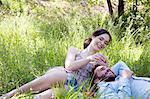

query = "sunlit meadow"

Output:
[[0, 0, 150, 98]]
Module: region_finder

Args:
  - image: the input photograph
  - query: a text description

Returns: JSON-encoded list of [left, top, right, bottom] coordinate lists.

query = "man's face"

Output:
[[94, 66, 115, 80]]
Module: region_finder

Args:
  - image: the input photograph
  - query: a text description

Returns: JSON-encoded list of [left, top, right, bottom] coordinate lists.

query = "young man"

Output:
[[94, 61, 150, 99]]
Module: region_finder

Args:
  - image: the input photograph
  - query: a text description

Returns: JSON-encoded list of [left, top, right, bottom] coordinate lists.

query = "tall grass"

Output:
[[0, 0, 150, 98]]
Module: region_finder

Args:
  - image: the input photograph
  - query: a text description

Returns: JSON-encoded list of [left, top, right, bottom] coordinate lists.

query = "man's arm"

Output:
[[111, 61, 131, 77]]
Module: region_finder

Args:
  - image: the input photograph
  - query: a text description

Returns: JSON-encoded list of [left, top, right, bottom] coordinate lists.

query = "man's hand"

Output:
[[121, 69, 133, 79]]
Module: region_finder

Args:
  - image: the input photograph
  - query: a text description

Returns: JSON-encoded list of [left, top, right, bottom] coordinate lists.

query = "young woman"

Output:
[[1, 29, 112, 99], [93, 61, 150, 99]]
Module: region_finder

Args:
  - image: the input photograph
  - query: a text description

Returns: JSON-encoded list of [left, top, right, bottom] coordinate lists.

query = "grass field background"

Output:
[[0, 0, 150, 98]]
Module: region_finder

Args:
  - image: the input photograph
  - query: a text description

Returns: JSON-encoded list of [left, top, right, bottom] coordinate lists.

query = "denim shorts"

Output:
[[64, 71, 78, 91]]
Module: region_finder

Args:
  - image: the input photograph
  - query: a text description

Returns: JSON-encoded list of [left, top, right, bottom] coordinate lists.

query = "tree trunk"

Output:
[[118, 0, 124, 17], [107, 0, 113, 16], [133, 0, 138, 17], [0, 0, 2, 5], [132, 0, 138, 30]]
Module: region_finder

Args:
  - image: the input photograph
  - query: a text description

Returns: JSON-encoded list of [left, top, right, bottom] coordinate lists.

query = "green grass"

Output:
[[0, 0, 150, 98]]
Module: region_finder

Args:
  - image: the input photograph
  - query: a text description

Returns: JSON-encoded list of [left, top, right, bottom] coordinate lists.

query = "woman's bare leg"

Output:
[[5, 67, 67, 98], [34, 89, 54, 99]]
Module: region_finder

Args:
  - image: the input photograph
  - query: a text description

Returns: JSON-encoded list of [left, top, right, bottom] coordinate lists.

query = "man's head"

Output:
[[93, 65, 115, 83]]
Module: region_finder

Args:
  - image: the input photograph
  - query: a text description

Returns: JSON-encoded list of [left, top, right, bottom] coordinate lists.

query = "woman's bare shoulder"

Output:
[[68, 46, 80, 54]]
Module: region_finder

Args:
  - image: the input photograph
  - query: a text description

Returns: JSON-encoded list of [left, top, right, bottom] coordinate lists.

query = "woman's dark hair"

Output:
[[84, 29, 112, 49]]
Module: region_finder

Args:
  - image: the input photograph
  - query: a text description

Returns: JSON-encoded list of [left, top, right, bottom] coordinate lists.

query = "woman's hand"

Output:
[[87, 53, 108, 67]]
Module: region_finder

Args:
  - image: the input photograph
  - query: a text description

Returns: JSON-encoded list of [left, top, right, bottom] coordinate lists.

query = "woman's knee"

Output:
[[45, 66, 64, 74], [44, 69, 67, 84]]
